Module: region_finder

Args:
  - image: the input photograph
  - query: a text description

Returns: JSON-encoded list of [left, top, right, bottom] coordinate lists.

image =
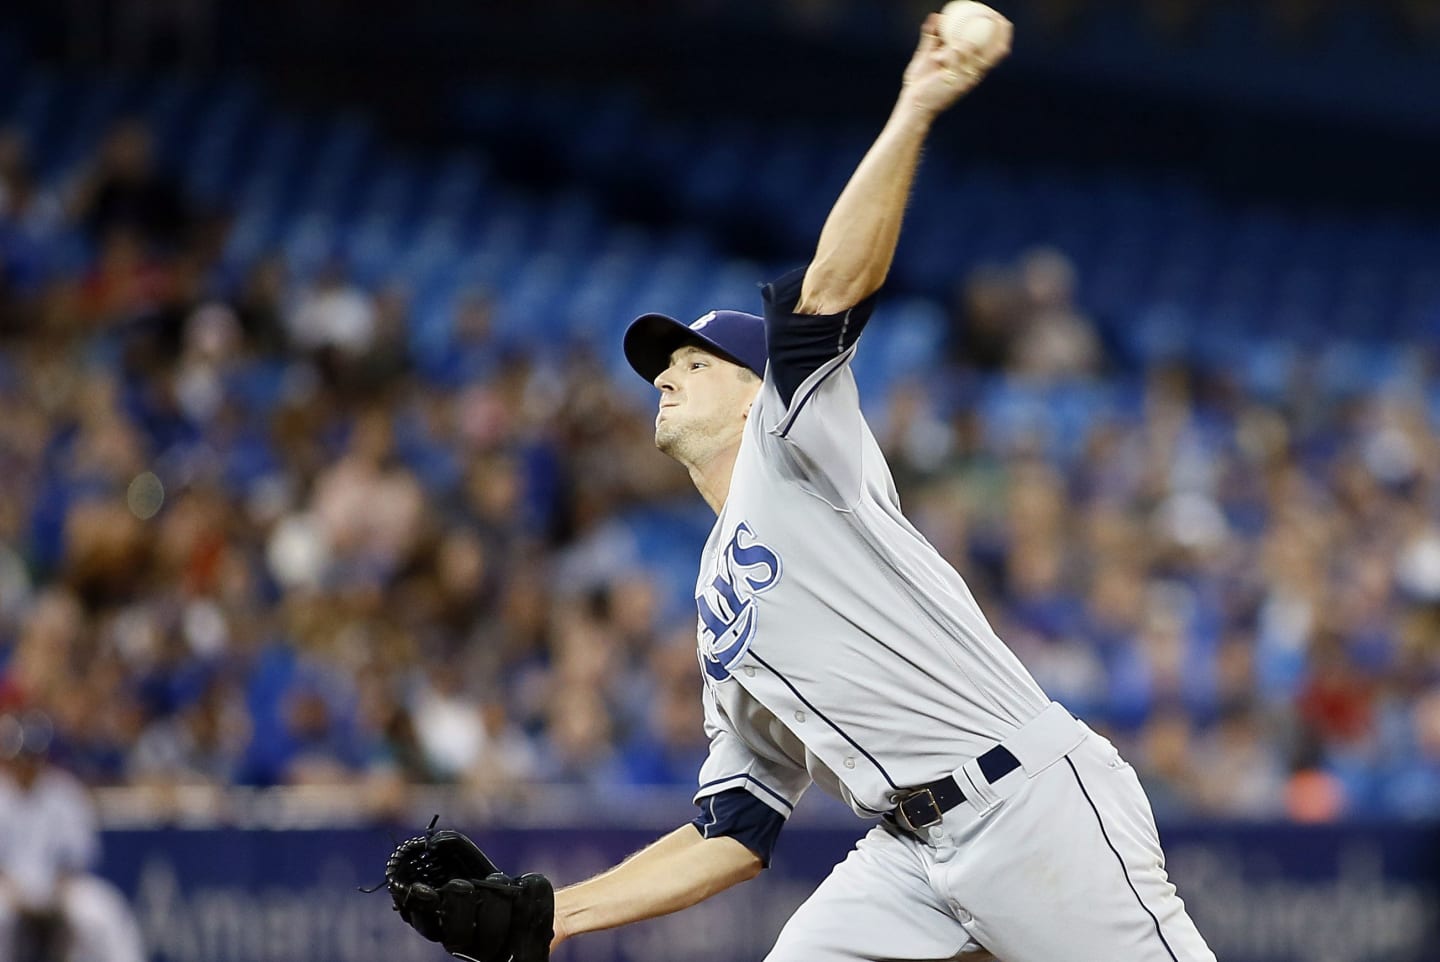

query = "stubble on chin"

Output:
[[657, 418, 709, 466], [654, 423, 682, 458]]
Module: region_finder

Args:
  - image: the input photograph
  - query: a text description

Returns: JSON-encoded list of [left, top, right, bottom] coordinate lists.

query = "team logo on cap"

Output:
[[696, 521, 782, 682], [690, 311, 718, 331]]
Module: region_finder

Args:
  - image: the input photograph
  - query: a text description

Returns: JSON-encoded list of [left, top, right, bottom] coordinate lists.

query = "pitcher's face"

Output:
[[652, 346, 759, 464]]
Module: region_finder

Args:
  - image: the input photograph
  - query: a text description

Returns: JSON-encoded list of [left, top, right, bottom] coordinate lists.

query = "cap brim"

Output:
[[623, 313, 748, 384]]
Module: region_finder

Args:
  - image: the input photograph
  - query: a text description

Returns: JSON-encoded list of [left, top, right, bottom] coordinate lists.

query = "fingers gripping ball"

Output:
[[913, 2, 1011, 98], [938, 1, 1001, 51], [382, 819, 554, 962]]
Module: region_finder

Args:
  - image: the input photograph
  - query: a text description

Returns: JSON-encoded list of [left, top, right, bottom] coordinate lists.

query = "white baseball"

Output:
[[939, 0, 999, 51]]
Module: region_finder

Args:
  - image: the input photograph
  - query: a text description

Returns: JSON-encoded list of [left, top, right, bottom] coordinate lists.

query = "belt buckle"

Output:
[[895, 787, 943, 833]]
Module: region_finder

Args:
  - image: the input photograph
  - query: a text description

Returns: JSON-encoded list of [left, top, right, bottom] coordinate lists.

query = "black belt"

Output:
[[892, 745, 1020, 833]]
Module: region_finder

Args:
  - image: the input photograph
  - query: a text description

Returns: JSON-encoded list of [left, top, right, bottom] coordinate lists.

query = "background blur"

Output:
[[0, 1, 1438, 961]]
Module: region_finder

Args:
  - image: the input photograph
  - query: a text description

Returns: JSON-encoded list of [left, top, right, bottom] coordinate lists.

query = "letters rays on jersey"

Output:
[[696, 522, 782, 681]]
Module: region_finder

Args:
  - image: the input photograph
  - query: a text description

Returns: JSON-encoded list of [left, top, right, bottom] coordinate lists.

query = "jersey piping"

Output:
[[776, 344, 857, 440], [752, 650, 896, 815], [696, 773, 796, 813]]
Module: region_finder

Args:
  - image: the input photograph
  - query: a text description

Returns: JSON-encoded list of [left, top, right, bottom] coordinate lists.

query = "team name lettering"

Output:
[[696, 521, 782, 681]]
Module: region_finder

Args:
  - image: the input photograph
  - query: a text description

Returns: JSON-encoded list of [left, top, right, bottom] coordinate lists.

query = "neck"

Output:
[[686, 442, 741, 514]]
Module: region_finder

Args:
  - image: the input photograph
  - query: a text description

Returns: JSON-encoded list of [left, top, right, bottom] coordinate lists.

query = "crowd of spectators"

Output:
[[0, 110, 1437, 830]]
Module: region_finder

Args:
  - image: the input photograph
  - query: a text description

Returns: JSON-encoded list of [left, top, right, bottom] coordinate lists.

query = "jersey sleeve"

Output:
[[755, 267, 879, 509], [763, 266, 877, 407], [691, 787, 787, 867], [695, 680, 811, 821]]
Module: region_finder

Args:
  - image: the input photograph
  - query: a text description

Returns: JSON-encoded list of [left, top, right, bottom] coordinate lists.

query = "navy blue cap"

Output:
[[624, 310, 767, 383]]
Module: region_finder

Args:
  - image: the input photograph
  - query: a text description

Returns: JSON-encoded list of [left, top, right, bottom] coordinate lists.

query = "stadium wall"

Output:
[[99, 821, 1440, 962]]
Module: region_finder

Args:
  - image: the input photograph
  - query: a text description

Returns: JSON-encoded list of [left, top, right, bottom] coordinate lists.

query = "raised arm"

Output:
[[797, 10, 1012, 315], [551, 826, 762, 949]]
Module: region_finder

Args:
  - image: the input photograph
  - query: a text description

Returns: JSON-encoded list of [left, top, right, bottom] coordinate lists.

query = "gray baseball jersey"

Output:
[[694, 340, 1051, 820]]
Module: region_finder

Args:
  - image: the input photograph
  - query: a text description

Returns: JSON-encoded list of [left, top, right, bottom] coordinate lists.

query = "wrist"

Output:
[[550, 903, 574, 948], [892, 87, 938, 123], [893, 90, 939, 129]]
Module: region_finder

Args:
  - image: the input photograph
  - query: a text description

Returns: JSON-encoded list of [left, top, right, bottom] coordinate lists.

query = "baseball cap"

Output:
[[623, 310, 767, 383]]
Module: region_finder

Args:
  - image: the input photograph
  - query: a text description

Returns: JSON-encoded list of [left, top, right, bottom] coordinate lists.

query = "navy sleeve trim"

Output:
[[697, 773, 795, 813], [691, 787, 787, 868], [761, 266, 879, 407]]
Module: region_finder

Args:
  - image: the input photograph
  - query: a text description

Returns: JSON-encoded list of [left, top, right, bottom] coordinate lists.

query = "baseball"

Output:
[[939, 0, 1000, 51]]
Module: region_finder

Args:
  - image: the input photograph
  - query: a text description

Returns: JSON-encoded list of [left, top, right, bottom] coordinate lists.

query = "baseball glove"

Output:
[[379, 817, 554, 962]]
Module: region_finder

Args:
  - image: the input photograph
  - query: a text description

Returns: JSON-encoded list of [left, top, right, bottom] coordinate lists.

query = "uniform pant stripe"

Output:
[[1064, 757, 1179, 962]]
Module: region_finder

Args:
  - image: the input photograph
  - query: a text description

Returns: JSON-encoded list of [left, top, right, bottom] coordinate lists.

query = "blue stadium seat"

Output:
[[342, 211, 404, 288], [141, 75, 207, 172], [290, 113, 374, 220], [415, 151, 490, 227], [1130, 303, 1197, 364], [223, 203, 282, 268], [533, 191, 603, 256], [495, 251, 581, 344], [689, 258, 767, 318], [6, 69, 64, 179], [182, 86, 261, 203], [47, 73, 132, 181]]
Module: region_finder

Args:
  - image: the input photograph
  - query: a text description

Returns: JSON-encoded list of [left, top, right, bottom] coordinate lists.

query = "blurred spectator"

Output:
[[285, 258, 377, 356], [534, 683, 624, 790], [1380, 687, 1440, 816], [1284, 734, 1347, 823], [309, 408, 426, 584], [1296, 630, 1376, 749], [0, 129, 64, 306], [73, 227, 178, 333], [430, 287, 503, 388], [245, 679, 363, 787], [1009, 246, 1102, 381], [340, 280, 413, 395], [1191, 701, 1288, 818], [948, 247, 1102, 382], [948, 263, 1021, 373], [0, 713, 145, 962], [68, 119, 190, 251], [1132, 709, 1202, 822], [616, 633, 709, 787], [128, 677, 250, 788], [409, 664, 488, 781], [232, 254, 290, 357]]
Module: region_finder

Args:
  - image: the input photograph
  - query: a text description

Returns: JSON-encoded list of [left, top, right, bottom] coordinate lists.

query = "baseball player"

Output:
[[546, 11, 1218, 962], [0, 713, 146, 962]]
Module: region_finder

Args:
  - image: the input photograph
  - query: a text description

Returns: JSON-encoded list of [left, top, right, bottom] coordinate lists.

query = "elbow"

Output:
[[798, 264, 881, 316], [715, 839, 765, 885], [701, 844, 763, 897], [736, 853, 765, 883]]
